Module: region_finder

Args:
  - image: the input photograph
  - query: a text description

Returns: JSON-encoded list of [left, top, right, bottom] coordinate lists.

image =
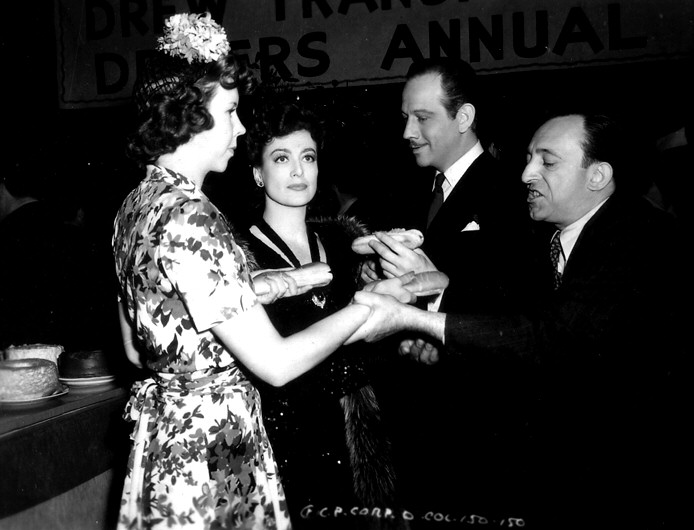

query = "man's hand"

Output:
[[369, 232, 438, 278], [360, 259, 381, 283], [346, 290, 419, 344], [399, 338, 440, 365], [362, 272, 418, 304]]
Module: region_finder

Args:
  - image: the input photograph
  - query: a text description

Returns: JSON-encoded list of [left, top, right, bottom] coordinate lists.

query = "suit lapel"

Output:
[[427, 152, 489, 234], [560, 197, 615, 281]]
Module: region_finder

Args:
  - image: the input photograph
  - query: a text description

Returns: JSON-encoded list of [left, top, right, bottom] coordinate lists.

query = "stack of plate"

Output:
[[58, 350, 116, 389]]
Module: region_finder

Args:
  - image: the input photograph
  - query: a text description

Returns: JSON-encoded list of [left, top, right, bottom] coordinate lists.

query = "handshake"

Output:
[[253, 261, 448, 303], [350, 229, 447, 364], [252, 228, 448, 302], [251, 229, 446, 365]]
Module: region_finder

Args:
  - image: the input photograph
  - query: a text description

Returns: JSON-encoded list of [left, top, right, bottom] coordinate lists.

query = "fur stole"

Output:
[[310, 216, 398, 507]]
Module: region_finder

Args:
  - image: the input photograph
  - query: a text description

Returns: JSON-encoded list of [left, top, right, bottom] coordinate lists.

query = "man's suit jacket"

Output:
[[372, 151, 543, 522], [444, 193, 690, 529], [418, 150, 536, 314]]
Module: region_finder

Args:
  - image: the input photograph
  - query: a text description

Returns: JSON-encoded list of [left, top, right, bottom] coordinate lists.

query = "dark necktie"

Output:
[[427, 172, 446, 228], [550, 230, 564, 289]]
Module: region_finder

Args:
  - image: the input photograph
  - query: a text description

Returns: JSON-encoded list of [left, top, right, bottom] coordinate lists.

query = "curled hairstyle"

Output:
[[406, 58, 480, 126], [127, 53, 254, 165], [245, 100, 325, 168]]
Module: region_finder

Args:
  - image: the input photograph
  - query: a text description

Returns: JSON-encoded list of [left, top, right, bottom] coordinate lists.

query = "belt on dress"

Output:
[[121, 365, 258, 527]]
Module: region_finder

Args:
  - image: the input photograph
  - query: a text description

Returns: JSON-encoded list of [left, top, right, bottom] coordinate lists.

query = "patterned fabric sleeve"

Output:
[[159, 198, 258, 332]]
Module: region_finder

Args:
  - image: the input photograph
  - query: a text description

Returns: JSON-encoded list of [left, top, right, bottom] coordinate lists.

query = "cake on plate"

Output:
[[4, 343, 64, 365], [0, 358, 61, 400], [59, 349, 112, 378]]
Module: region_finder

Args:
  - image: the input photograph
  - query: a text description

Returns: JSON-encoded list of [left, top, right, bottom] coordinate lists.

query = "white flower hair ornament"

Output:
[[157, 12, 231, 64], [133, 12, 233, 113]]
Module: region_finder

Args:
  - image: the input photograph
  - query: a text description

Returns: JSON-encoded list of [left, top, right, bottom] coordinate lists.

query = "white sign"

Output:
[[55, 0, 694, 108]]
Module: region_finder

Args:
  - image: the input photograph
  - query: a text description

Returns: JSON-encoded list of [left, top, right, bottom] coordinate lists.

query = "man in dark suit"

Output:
[[364, 58, 533, 312], [356, 112, 690, 529], [364, 58, 538, 523]]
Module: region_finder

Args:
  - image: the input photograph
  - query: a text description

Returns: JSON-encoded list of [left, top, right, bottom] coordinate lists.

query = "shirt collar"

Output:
[[436, 141, 484, 199], [558, 197, 610, 262]]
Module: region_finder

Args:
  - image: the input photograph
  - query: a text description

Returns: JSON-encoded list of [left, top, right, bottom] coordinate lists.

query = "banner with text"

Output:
[[55, 0, 694, 108]]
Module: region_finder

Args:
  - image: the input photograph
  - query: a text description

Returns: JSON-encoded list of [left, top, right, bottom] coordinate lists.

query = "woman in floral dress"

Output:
[[112, 13, 371, 530]]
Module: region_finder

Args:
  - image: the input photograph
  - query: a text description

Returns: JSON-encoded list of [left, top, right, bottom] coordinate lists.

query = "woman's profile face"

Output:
[[255, 129, 318, 209], [191, 86, 246, 174]]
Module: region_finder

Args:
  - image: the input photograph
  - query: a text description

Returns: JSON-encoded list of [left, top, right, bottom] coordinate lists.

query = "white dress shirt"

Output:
[[428, 141, 485, 314], [556, 197, 610, 273], [433, 141, 485, 199]]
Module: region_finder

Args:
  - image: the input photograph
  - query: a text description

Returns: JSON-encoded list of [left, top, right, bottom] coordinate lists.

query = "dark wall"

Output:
[[4, 1, 692, 289], [6, 2, 692, 231]]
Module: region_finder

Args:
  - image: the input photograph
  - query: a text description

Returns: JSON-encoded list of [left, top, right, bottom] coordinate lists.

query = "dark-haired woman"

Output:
[[243, 100, 400, 529], [112, 13, 369, 530]]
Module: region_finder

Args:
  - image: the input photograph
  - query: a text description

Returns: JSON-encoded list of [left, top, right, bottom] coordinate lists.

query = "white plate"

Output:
[[59, 375, 116, 387], [0, 384, 69, 406]]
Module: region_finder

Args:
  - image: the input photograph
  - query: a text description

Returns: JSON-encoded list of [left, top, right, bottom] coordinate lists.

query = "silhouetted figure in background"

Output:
[[0, 155, 88, 351], [650, 105, 694, 230], [322, 119, 384, 230]]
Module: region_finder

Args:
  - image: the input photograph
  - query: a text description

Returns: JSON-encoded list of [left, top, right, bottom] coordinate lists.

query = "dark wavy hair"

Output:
[[127, 53, 254, 165], [579, 112, 638, 194], [544, 111, 639, 194], [578, 114, 626, 170], [244, 100, 325, 168]]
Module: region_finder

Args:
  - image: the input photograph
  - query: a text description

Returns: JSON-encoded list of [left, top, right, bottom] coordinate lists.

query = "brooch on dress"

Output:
[[311, 292, 327, 309]]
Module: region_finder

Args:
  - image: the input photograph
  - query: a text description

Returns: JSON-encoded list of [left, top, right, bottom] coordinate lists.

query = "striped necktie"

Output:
[[550, 230, 564, 289]]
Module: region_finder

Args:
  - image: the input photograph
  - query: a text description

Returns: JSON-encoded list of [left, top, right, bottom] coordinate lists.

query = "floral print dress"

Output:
[[112, 165, 291, 529]]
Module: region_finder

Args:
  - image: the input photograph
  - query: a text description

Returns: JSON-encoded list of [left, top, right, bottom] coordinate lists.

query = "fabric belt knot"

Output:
[[120, 365, 261, 527], [124, 365, 252, 425], [427, 172, 446, 228]]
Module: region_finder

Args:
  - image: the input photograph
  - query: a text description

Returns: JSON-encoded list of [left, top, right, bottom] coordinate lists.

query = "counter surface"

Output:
[[0, 382, 128, 436], [0, 381, 131, 519]]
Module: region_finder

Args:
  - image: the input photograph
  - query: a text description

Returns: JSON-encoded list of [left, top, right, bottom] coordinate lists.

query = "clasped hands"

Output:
[[252, 232, 442, 364], [349, 231, 442, 364]]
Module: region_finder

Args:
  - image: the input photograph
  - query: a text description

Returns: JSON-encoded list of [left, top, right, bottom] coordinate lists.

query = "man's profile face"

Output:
[[521, 115, 593, 228], [401, 72, 463, 173]]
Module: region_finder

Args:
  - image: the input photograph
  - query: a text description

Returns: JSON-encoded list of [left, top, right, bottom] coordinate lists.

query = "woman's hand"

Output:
[[345, 290, 415, 343], [117, 300, 143, 369], [346, 290, 446, 345], [252, 263, 333, 304], [252, 269, 303, 304]]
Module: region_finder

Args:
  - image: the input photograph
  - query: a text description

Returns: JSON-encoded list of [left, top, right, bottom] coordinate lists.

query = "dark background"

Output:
[[6, 2, 692, 222], [3, 2, 692, 348]]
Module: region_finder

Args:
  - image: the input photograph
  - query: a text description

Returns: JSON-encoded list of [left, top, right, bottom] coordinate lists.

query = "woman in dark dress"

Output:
[[242, 100, 402, 529]]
